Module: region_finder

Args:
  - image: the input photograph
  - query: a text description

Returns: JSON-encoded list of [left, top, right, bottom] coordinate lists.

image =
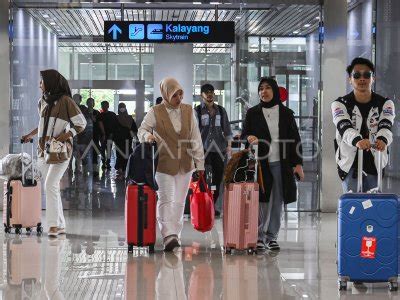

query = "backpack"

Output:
[[125, 142, 158, 190]]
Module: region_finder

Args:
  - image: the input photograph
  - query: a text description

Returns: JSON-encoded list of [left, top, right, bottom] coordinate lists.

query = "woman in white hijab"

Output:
[[138, 77, 205, 251]]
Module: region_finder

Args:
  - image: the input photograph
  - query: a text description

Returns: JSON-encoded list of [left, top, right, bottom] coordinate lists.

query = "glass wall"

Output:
[[375, 0, 400, 180]]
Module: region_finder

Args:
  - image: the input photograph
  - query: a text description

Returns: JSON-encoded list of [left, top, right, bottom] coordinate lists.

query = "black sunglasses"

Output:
[[351, 71, 373, 79]]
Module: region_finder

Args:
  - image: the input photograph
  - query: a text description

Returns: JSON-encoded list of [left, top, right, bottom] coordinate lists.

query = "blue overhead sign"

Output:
[[104, 21, 235, 43]]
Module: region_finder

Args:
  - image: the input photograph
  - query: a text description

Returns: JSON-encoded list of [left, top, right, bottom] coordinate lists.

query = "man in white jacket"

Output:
[[331, 57, 395, 192]]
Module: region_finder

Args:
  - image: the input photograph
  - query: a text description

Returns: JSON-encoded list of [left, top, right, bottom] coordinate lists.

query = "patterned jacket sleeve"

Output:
[[331, 100, 362, 147], [376, 99, 395, 146]]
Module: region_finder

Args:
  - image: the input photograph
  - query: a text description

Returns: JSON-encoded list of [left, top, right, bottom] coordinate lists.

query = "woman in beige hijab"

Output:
[[138, 77, 205, 251]]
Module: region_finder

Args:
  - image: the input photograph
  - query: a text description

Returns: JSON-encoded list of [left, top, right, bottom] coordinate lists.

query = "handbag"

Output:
[[190, 173, 214, 233], [44, 108, 69, 164]]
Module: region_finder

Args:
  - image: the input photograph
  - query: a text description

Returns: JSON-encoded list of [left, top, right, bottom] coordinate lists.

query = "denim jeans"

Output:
[[258, 161, 284, 242], [341, 168, 378, 193]]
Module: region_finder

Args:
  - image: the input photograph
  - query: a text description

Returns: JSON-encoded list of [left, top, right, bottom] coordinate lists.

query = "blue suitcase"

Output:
[[337, 150, 399, 291]]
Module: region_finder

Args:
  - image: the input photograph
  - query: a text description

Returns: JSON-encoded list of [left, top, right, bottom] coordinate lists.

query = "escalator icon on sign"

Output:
[[129, 24, 144, 40], [147, 24, 163, 40]]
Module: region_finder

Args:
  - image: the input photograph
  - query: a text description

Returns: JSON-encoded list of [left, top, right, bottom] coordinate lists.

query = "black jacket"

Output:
[[241, 103, 303, 204]]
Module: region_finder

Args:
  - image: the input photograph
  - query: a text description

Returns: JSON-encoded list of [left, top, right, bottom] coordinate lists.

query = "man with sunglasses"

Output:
[[332, 57, 395, 192]]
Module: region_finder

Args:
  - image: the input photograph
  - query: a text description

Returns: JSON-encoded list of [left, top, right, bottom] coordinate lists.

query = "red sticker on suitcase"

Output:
[[360, 237, 376, 259]]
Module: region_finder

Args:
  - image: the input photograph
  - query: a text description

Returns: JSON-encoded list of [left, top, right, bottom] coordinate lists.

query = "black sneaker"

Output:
[[215, 210, 221, 217], [256, 240, 266, 251], [163, 235, 180, 252], [266, 241, 280, 251]]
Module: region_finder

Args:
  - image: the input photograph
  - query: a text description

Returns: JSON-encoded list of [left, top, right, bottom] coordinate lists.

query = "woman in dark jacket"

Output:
[[114, 102, 138, 177], [241, 77, 304, 252]]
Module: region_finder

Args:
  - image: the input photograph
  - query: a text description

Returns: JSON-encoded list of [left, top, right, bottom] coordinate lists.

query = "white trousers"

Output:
[[37, 158, 70, 228], [155, 171, 193, 239]]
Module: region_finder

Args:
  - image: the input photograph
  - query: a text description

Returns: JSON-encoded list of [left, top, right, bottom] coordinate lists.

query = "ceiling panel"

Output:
[[27, 4, 321, 39]]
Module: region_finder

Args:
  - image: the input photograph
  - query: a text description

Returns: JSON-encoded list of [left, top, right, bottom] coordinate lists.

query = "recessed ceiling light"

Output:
[[293, 30, 299, 34], [50, 22, 56, 25], [193, 1, 201, 4], [316, 16, 320, 20], [210, 2, 220, 4], [304, 24, 311, 27], [42, 14, 49, 18]]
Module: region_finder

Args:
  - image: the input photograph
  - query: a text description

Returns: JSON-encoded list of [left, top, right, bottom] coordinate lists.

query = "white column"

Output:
[[0, 1, 10, 157], [154, 44, 194, 105], [320, 0, 348, 212]]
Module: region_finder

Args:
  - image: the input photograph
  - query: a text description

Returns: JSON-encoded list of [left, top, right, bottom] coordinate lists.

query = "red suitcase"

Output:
[[125, 143, 157, 254], [125, 185, 156, 253]]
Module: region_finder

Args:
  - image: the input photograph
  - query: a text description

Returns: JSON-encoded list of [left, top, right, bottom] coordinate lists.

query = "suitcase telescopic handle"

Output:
[[250, 144, 258, 183], [20, 139, 35, 186], [151, 141, 156, 182], [357, 147, 383, 193]]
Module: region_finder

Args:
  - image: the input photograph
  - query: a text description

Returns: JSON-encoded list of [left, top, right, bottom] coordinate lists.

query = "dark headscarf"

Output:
[[40, 70, 71, 143], [117, 103, 134, 129], [40, 69, 71, 105], [258, 77, 281, 108]]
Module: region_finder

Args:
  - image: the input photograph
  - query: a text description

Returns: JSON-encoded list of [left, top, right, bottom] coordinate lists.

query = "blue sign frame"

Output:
[[104, 21, 235, 43]]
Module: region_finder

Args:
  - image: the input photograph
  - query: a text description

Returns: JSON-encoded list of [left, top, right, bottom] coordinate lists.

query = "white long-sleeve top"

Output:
[[262, 105, 280, 163], [138, 105, 205, 171]]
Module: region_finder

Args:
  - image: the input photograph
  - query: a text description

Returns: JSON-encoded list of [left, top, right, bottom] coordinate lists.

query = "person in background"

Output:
[[241, 77, 304, 252], [156, 96, 163, 105], [114, 102, 138, 178], [98, 101, 118, 170], [194, 83, 232, 217], [332, 57, 395, 192], [22, 69, 87, 236], [69, 94, 86, 174], [138, 77, 205, 252], [86, 97, 101, 177], [75, 98, 93, 175]]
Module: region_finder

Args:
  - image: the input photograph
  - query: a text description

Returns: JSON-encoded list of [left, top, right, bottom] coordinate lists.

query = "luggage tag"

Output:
[[360, 236, 377, 259]]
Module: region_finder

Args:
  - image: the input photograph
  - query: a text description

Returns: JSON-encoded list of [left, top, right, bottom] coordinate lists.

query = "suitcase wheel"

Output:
[[26, 227, 32, 235], [148, 244, 155, 254], [389, 282, 398, 292], [36, 226, 43, 236], [247, 248, 257, 255], [338, 280, 347, 291], [128, 244, 134, 253], [224, 247, 232, 255], [15, 227, 21, 235], [4, 226, 10, 234]]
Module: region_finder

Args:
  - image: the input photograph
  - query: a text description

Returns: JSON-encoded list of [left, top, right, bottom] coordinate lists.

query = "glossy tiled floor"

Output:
[[1, 168, 400, 299]]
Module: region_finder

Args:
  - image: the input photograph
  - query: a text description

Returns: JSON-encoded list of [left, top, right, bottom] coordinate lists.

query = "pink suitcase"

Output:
[[7, 237, 42, 286], [223, 145, 259, 254], [3, 141, 42, 235]]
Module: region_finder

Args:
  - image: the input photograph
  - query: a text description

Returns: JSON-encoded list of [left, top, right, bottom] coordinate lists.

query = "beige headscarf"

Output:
[[159, 77, 183, 108]]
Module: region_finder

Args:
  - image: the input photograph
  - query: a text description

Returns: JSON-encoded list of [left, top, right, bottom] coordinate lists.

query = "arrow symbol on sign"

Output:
[[108, 24, 122, 40]]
